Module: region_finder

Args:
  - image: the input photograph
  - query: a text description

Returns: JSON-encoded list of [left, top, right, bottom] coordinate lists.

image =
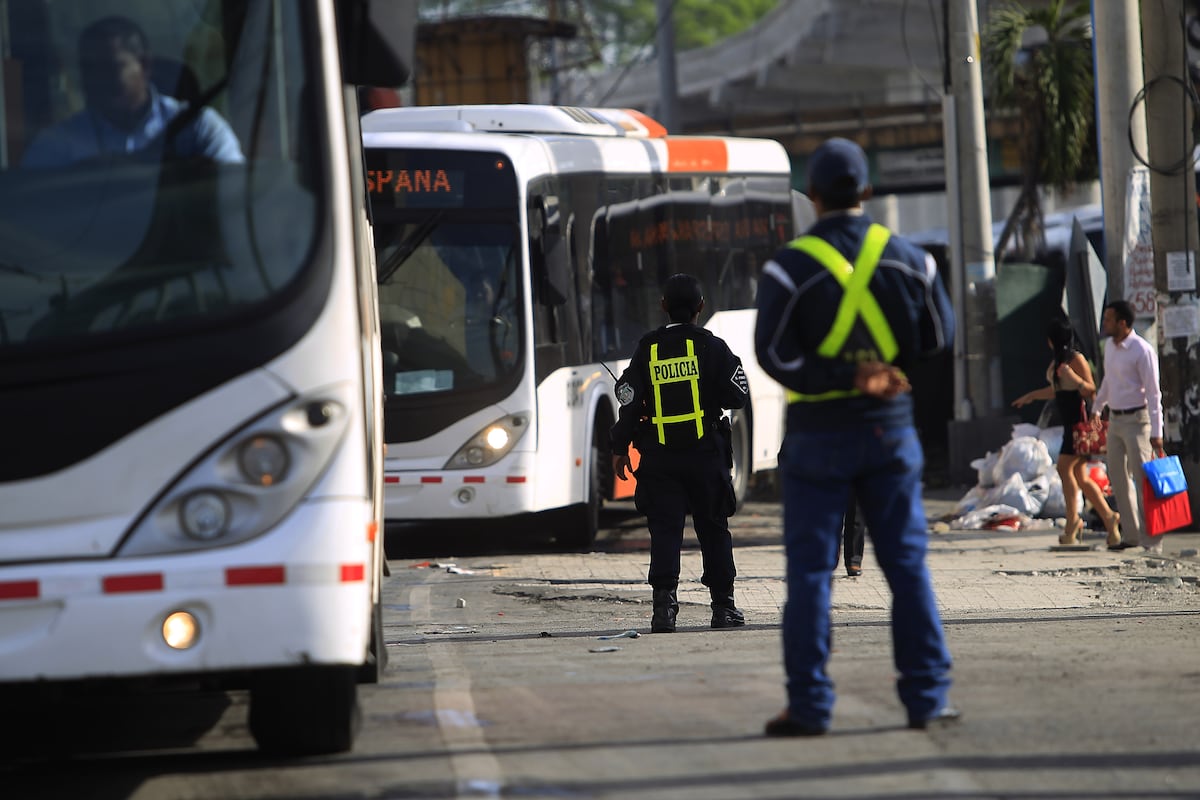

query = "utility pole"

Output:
[[1138, 2, 1200, 483], [944, 0, 997, 420], [654, 0, 679, 133], [1092, 0, 1147, 301]]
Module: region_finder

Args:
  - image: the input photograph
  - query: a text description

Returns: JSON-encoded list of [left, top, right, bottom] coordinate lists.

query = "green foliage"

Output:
[[982, 0, 1095, 191], [591, 0, 778, 55]]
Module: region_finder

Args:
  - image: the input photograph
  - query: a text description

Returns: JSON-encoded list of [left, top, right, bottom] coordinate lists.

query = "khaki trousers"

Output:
[[1105, 409, 1154, 547]]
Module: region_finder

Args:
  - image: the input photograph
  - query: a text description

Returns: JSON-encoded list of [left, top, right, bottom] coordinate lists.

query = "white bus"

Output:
[[0, 0, 413, 756], [362, 105, 794, 549]]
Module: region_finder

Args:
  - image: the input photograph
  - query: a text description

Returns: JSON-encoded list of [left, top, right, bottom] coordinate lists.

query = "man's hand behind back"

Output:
[[854, 362, 911, 399]]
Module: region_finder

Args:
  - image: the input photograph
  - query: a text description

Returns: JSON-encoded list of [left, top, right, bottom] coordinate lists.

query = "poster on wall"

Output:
[[1123, 166, 1156, 320]]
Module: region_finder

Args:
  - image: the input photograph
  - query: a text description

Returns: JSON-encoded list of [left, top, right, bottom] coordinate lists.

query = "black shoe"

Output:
[[1108, 541, 1138, 551], [650, 587, 678, 633], [846, 565, 862, 577], [709, 587, 746, 629], [710, 605, 745, 629], [907, 706, 962, 730], [764, 711, 828, 737]]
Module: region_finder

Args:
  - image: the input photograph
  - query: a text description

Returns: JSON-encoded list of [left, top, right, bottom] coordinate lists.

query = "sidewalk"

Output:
[[499, 486, 1200, 623]]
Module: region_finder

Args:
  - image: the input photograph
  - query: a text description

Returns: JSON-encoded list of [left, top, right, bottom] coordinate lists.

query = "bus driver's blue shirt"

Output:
[[21, 88, 244, 168]]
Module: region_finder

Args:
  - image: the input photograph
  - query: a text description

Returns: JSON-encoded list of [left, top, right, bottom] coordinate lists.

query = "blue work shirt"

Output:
[[754, 210, 955, 431], [21, 88, 244, 168]]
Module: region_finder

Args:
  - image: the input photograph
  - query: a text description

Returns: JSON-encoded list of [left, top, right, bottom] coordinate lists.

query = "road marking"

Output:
[[410, 584, 504, 798]]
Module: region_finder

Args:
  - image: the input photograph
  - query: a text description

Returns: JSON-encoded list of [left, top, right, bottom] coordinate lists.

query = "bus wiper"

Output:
[[377, 212, 444, 284]]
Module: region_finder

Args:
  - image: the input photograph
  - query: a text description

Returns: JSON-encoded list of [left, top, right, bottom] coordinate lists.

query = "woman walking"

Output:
[[1012, 317, 1122, 548]]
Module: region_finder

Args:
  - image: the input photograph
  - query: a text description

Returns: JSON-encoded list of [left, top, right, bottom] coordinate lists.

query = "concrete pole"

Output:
[[654, 0, 679, 133], [947, 0, 998, 416], [1139, 2, 1200, 473], [1092, 0, 1147, 302]]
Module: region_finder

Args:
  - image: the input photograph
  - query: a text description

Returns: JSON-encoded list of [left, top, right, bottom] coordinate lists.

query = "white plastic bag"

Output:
[[1012, 422, 1041, 440], [952, 485, 987, 517], [984, 472, 1044, 516], [970, 451, 1000, 488], [993, 436, 1053, 484], [955, 503, 1030, 530], [1039, 425, 1064, 462]]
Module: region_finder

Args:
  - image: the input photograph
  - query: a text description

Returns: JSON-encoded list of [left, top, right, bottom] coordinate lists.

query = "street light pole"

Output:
[[655, 0, 679, 133], [1138, 1, 1200, 480], [945, 0, 998, 420]]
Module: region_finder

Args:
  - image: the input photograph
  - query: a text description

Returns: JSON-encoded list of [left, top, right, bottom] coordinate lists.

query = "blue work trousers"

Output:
[[779, 423, 952, 727]]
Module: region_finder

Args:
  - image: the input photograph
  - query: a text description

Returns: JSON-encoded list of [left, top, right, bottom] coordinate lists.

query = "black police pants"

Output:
[[633, 445, 737, 591]]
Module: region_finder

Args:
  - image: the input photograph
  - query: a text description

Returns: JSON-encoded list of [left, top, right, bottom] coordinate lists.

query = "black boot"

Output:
[[651, 587, 678, 633], [709, 587, 745, 629]]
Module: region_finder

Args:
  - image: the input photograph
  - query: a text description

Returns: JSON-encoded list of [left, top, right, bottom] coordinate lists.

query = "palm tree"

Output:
[[982, 0, 1096, 263]]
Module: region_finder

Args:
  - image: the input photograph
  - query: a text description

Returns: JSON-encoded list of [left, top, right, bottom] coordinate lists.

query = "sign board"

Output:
[[1123, 166, 1156, 319]]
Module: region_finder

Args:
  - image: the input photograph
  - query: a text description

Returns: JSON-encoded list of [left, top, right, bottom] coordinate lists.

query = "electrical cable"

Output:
[[1128, 74, 1200, 175], [596, 0, 679, 106]]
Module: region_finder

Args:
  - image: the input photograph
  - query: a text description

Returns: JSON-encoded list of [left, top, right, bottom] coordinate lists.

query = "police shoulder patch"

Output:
[[616, 381, 635, 406], [731, 364, 749, 395]]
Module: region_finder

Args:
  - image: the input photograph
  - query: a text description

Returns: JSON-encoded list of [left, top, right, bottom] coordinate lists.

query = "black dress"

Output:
[[1051, 354, 1084, 457]]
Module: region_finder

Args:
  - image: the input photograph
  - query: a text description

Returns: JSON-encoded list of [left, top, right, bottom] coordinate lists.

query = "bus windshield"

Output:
[[376, 220, 523, 396], [0, 1, 319, 351]]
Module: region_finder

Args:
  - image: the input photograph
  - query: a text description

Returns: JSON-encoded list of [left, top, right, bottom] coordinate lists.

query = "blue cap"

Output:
[[807, 137, 869, 202]]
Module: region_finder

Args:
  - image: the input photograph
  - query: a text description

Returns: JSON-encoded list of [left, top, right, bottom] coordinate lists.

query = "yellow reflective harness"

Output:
[[648, 339, 705, 444], [784, 224, 899, 403]]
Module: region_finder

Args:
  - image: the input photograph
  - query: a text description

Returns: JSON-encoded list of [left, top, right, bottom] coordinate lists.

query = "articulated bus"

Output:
[[0, 1, 413, 755], [362, 105, 794, 549]]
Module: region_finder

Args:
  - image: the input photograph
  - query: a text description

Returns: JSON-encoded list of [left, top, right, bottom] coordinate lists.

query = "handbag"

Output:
[[1071, 399, 1107, 455], [1143, 454, 1187, 499], [1142, 477, 1192, 536]]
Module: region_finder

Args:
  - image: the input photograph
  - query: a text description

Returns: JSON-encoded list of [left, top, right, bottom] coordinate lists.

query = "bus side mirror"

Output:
[[337, 0, 417, 87]]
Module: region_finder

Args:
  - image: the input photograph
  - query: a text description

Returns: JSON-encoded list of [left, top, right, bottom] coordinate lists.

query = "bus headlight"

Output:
[[179, 490, 230, 540], [238, 435, 290, 486], [118, 385, 353, 557], [444, 412, 529, 469]]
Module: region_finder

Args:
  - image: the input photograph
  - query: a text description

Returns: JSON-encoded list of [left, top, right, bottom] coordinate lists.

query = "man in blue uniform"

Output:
[[22, 15, 243, 168], [754, 137, 958, 735], [611, 274, 750, 633]]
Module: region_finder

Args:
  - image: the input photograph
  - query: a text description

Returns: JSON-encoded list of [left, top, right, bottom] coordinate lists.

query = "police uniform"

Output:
[[754, 137, 958, 734], [610, 279, 749, 633]]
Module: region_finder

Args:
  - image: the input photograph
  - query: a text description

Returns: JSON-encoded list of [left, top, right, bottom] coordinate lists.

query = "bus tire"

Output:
[[561, 437, 602, 551], [729, 410, 751, 509], [249, 666, 360, 756], [357, 597, 387, 684]]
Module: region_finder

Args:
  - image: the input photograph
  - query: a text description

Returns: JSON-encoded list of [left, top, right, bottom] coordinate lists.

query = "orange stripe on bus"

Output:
[[623, 108, 668, 137], [367, 520, 378, 542], [666, 139, 728, 172]]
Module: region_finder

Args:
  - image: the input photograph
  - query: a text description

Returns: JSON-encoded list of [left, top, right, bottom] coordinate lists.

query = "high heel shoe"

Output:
[[1104, 511, 1123, 549], [1059, 517, 1083, 545]]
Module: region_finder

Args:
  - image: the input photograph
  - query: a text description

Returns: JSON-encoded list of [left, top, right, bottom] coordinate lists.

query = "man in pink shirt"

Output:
[[1092, 300, 1165, 552]]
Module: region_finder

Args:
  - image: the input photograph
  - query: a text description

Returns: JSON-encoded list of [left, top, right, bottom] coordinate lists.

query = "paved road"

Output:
[[4, 488, 1199, 799]]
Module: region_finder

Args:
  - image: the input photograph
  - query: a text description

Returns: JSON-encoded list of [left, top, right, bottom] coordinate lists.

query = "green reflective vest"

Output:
[[785, 223, 899, 403], [648, 339, 705, 445]]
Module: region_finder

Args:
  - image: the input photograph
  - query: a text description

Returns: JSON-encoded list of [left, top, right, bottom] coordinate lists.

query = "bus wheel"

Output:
[[729, 411, 750, 508], [249, 666, 360, 756], [357, 597, 387, 684], [562, 438, 602, 551]]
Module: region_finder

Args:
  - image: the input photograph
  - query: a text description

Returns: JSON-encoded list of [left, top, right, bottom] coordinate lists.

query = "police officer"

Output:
[[754, 137, 959, 735], [610, 273, 750, 634]]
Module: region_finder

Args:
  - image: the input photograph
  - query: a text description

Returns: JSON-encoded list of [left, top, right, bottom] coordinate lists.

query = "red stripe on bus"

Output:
[[384, 476, 400, 484], [463, 476, 485, 483], [666, 139, 728, 172], [506, 476, 527, 484], [0, 580, 39, 600], [340, 564, 365, 582], [421, 476, 443, 484], [226, 566, 286, 586], [103, 573, 164, 593]]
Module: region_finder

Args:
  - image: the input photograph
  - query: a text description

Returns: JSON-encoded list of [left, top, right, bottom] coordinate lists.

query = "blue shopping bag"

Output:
[[1143, 455, 1187, 499]]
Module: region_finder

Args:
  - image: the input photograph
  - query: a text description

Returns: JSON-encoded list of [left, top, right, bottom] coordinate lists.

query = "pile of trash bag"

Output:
[[947, 423, 1110, 531]]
